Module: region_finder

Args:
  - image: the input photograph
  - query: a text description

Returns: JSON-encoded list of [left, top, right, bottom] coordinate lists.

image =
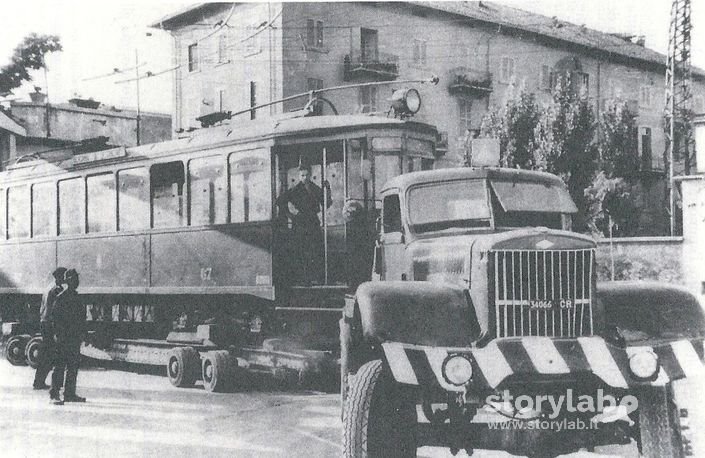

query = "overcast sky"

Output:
[[1, 0, 703, 114]]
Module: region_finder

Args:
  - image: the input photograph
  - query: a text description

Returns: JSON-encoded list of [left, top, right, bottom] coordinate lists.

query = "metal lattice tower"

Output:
[[664, 0, 694, 235]]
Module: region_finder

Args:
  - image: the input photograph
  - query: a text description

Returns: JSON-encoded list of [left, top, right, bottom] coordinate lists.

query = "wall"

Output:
[[681, 177, 705, 294], [595, 236, 683, 283]]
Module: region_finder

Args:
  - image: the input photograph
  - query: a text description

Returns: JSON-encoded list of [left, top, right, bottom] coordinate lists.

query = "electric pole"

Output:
[[664, 0, 694, 235]]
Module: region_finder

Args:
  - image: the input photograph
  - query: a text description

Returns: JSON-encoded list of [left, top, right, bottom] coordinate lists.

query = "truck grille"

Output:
[[490, 249, 594, 338]]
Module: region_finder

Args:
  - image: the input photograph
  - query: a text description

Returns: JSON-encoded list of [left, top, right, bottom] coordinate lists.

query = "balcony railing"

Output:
[[447, 67, 493, 97], [343, 50, 399, 81]]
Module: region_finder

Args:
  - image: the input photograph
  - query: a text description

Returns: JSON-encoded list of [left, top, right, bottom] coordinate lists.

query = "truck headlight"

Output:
[[628, 349, 659, 379], [442, 354, 473, 386]]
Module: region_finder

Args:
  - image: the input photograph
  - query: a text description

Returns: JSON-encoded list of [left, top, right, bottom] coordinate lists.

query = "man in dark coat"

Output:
[[32, 267, 67, 390], [50, 269, 86, 404], [278, 165, 332, 284]]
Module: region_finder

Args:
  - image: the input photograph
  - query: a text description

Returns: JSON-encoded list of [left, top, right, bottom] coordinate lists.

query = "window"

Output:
[[361, 28, 378, 62], [639, 126, 652, 169], [639, 86, 652, 108], [58, 177, 85, 235], [459, 98, 472, 135], [0, 188, 5, 239], [87, 173, 116, 233], [118, 167, 149, 231], [307, 78, 324, 115], [608, 79, 622, 99], [217, 89, 226, 112], [249, 81, 257, 120], [189, 156, 226, 226], [359, 86, 377, 113], [32, 182, 55, 237], [383, 194, 401, 233], [374, 154, 400, 192], [413, 39, 427, 66], [540, 65, 552, 90], [217, 34, 228, 63], [576, 72, 589, 95], [408, 180, 491, 233], [695, 96, 704, 114], [306, 19, 324, 48], [7, 186, 29, 239], [229, 150, 271, 223], [151, 162, 185, 228], [500, 57, 515, 83], [188, 43, 199, 72], [245, 25, 261, 55]]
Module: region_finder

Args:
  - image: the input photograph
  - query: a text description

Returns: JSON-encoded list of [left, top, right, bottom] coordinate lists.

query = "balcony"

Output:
[[447, 68, 493, 97], [343, 51, 399, 82]]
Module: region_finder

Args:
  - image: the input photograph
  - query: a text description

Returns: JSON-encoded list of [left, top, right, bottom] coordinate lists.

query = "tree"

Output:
[[533, 74, 597, 232], [479, 82, 541, 168], [0, 34, 62, 96], [598, 99, 639, 177]]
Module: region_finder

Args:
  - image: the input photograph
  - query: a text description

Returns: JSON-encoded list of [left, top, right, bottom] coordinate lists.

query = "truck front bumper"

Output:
[[382, 336, 705, 392]]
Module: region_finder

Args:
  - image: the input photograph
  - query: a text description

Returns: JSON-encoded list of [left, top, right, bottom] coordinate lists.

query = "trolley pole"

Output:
[[322, 147, 329, 285], [135, 49, 141, 146]]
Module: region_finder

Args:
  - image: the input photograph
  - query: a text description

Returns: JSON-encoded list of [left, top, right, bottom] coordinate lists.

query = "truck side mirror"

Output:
[[373, 241, 383, 276]]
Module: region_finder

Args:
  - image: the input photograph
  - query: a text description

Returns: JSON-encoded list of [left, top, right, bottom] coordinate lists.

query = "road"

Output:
[[1, 359, 700, 458]]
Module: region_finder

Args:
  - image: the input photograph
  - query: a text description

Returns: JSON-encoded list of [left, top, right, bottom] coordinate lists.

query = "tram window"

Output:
[[118, 167, 149, 231], [374, 154, 401, 192], [8, 186, 30, 239], [229, 151, 271, 223], [189, 156, 226, 226], [58, 177, 85, 235], [0, 188, 5, 240], [402, 156, 434, 173], [32, 182, 55, 237], [87, 173, 116, 233], [151, 162, 185, 228]]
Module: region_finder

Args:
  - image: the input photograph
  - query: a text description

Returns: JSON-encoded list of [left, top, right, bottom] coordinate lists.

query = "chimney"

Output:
[[29, 87, 47, 104]]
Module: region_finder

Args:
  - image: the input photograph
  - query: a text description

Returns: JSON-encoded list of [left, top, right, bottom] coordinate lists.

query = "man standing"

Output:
[[32, 267, 66, 390], [278, 165, 332, 284], [50, 269, 86, 404]]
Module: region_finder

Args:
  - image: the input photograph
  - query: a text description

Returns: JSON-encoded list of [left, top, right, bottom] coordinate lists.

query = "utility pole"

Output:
[[135, 49, 141, 146], [664, 0, 694, 235]]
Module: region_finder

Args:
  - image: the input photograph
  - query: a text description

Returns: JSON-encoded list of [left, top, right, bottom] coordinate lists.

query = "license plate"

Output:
[[529, 299, 575, 310]]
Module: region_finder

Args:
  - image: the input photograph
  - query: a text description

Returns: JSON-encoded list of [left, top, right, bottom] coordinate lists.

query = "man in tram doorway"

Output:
[[32, 267, 67, 390], [50, 269, 87, 404], [278, 164, 332, 285]]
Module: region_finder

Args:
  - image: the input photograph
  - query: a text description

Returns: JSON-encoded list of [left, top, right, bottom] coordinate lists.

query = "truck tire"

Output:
[[202, 350, 235, 393], [5, 335, 29, 366], [166, 347, 200, 388], [25, 335, 43, 369], [636, 385, 684, 458], [342, 359, 417, 458]]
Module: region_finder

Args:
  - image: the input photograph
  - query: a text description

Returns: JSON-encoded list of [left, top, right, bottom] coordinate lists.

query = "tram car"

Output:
[[0, 85, 439, 391]]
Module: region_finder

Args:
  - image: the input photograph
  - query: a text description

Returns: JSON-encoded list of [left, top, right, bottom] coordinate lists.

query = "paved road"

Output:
[[1, 359, 700, 458]]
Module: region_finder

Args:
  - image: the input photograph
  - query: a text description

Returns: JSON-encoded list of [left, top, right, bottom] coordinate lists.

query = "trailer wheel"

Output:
[[166, 347, 200, 388], [342, 359, 417, 458], [25, 336, 43, 369], [636, 385, 684, 458], [202, 350, 235, 393], [5, 335, 29, 366]]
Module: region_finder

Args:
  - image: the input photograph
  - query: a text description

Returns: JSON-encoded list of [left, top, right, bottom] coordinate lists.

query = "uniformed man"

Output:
[[50, 269, 86, 404], [32, 267, 67, 390], [278, 165, 333, 284]]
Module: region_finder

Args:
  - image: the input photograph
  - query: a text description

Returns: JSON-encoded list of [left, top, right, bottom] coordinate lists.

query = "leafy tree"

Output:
[[584, 171, 639, 237], [0, 34, 62, 95], [598, 99, 639, 177], [479, 82, 541, 168], [533, 74, 597, 232]]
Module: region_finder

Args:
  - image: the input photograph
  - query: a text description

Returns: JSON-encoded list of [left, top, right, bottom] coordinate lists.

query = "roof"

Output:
[[149, 1, 698, 77], [0, 110, 26, 137], [382, 167, 567, 191], [417, 1, 704, 77]]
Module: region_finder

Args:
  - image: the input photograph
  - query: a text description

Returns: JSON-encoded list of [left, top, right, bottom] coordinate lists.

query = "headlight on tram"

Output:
[[442, 354, 473, 386], [628, 349, 659, 380], [390, 88, 422, 117]]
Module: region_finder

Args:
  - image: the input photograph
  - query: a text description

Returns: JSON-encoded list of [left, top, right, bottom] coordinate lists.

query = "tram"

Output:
[[0, 79, 440, 390]]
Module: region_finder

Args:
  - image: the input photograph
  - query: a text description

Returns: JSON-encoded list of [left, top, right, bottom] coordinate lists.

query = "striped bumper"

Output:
[[382, 337, 705, 392]]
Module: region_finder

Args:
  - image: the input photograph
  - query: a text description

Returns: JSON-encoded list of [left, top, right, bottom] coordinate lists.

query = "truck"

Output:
[[340, 166, 705, 457]]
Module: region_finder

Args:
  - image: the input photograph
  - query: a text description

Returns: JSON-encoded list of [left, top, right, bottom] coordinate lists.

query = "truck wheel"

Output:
[[5, 335, 29, 366], [636, 385, 684, 458], [202, 350, 235, 393], [342, 359, 417, 458], [166, 347, 200, 388], [25, 336, 43, 369]]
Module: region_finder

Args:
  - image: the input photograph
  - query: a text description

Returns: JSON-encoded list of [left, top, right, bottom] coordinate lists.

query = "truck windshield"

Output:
[[408, 180, 490, 233], [489, 180, 576, 230]]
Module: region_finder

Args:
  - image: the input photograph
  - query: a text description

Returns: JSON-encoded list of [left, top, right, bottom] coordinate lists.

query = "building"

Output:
[[0, 95, 171, 170], [0, 110, 26, 168], [151, 1, 705, 233]]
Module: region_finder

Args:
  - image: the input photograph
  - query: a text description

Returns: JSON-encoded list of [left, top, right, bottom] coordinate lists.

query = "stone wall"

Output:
[[595, 236, 683, 283]]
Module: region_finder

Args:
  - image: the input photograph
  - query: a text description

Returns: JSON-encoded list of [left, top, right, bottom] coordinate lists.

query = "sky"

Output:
[[1, 0, 704, 115]]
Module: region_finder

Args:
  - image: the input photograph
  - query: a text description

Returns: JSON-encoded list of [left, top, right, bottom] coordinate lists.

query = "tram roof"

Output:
[[1, 114, 437, 180]]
